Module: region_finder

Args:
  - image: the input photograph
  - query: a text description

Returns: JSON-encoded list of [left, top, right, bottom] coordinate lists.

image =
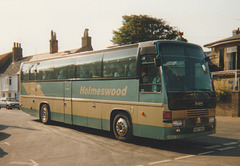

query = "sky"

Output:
[[0, 0, 240, 56]]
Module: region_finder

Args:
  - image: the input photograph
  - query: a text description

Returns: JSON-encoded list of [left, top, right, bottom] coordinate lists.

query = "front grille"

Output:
[[186, 110, 209, 117], [185, 117, 209, 126]]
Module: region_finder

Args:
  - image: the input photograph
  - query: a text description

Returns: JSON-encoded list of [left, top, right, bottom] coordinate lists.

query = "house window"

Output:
[[225, 46, 238, 70], [9, 77, 12, 85], [219, 49, 224, 70]]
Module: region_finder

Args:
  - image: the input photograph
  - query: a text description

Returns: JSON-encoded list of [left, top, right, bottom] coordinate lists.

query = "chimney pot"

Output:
[[233, 28, 240, 36], [12, 42, 22, 61], [82, 28, 93, 50], [49, 30, 58, 54]]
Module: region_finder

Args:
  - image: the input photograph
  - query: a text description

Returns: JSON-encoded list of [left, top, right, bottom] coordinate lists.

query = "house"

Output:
[[0, 28, 93, 100], [204, 27, 240, 117], [204, 28, 240, 91], [0, 43, 32, 100], [204, 28, 240, 71]]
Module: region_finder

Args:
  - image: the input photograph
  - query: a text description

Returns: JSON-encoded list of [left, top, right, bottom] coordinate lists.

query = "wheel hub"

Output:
[[116, 118, 128, 136], [42, 107, 48, 122]]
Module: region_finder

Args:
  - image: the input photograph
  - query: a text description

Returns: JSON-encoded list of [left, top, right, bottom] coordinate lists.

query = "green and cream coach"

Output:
[[20, 40, 216, 141]]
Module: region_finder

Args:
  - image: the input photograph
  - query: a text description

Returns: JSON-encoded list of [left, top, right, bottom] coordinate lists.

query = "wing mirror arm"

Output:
[[154, 56, 161, 67], [202, 56, 210, 64], [201, 57, 210, 74]]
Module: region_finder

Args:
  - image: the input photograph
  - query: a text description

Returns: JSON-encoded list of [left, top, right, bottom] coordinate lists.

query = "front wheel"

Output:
[[40, 104, 51, 124], [113, 113, 132, 141]]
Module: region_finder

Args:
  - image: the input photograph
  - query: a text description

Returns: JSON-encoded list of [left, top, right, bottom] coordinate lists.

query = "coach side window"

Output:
[[103, 47, 137, 78], [53, 58, 75, 79], [21, 64, 31, 81], [29, 64, 37, 80], [36, 61, 54, 80], [76, 54, 102, 79], [140, 55, 162, 93]]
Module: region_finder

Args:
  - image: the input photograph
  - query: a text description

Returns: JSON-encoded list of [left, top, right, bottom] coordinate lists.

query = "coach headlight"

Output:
[[173, 120, 183, 127], [209, 117, 215, 123]]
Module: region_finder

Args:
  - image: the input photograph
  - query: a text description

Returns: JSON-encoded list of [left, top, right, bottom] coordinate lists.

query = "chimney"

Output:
[[233, 28, 240, 36], [12, 42, 23, 62], [49, 30, 58, 54], [81, 28, 93, 50]]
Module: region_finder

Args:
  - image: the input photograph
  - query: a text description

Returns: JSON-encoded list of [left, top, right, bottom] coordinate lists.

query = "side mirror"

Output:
[[201, 57, 210, 74]]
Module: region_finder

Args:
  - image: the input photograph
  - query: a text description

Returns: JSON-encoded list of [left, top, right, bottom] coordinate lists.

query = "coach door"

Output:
[[64, 81, 72, 124], [139, 51, 163, 103]]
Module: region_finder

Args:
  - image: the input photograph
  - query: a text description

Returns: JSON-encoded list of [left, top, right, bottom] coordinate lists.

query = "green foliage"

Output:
[[112, 15, 182, 45], [215, 89, 231, 103]]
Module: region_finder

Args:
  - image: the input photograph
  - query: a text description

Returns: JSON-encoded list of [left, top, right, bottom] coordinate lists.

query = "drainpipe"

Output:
[[235, 71, 238, 91]]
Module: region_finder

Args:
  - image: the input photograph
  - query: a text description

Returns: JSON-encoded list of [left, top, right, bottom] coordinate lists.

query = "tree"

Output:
[[112, 15, 186, 45]]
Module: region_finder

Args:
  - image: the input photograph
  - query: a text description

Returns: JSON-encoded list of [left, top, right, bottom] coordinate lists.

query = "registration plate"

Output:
[[193, 126, 205, 132]]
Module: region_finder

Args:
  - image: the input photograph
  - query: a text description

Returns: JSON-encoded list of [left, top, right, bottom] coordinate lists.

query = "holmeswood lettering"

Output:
[[80, 86, 128, 96]]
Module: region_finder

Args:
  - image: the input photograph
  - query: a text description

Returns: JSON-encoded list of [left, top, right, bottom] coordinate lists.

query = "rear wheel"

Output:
[[113, 113, 132, 141], [40, 104, 50, 124]]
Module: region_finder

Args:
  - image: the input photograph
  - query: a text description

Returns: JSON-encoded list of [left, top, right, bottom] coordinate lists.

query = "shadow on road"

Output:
[[0, 123, 38, 159], [0, 131, 10, 158], [0, 148, 8, 158], [0, 125, 8, 131], [0, 131, 10, 142], [33, 119, 240, 157], [0, 124, 39, 132], [131, 136, 240, 156]]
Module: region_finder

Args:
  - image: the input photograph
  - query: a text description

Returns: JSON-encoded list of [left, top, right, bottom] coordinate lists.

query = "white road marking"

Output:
[[146, 142, 239, 165], [4, 142, 10, 145], [174, 155, 195, 160], [198, 151, 215, 155], [10, 159, 39, 166], [30, 160, 39, 166], [223, 142, 238, 146], [148, 159, 172, 165], [217, 147, 236, 151]]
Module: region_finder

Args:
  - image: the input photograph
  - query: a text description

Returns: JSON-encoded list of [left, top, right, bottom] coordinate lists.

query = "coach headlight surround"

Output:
[[209, 117, 215, 123], [173, 120, 183, 127]]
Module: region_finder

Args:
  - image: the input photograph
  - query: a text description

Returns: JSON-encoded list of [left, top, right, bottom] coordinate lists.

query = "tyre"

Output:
[[113, 113, 132, 141], [40, 104, 51, 124]]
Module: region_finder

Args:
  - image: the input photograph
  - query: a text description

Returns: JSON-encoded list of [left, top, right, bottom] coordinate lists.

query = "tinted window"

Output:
[[160, 43, 205, 59], [53, 58, 75, 79], [75, 54, 102, 78], [160, 44, 213, 92], [29, 64, 37, 80], [21, 64, 31, 81], [103, 47, 137, 78], [36, 61, 54, 80], [140, 54, 161, 93]]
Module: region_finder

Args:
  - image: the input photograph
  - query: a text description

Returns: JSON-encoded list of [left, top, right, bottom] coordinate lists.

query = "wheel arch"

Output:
[[110, 109, 132, 133]]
